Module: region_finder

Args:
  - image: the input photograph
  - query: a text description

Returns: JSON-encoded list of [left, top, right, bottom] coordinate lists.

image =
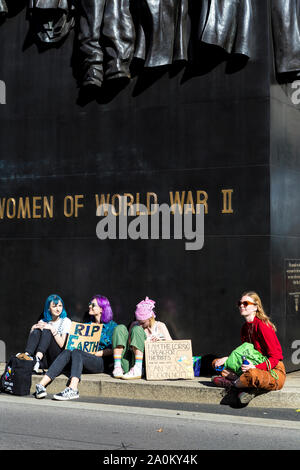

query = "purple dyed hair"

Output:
[[91, 295, 113, 323]]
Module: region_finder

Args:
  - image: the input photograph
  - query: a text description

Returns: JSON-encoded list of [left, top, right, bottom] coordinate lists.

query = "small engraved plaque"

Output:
[[285, 259, 300, 315]]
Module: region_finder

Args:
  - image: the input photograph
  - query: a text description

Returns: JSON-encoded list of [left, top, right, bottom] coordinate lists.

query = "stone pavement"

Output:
[[1, 364, 300, 408], [29, 369, 300, 409]]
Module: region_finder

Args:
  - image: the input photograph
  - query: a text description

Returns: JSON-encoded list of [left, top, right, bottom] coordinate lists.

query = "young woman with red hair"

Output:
[[212, 291, 286, 405]]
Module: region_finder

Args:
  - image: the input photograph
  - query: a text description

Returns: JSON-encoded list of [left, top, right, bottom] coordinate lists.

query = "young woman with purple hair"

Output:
[[35, 294, 117, 400]]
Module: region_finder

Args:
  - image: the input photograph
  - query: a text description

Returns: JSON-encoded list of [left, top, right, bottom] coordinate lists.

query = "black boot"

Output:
[[81, 65, 103, 88]]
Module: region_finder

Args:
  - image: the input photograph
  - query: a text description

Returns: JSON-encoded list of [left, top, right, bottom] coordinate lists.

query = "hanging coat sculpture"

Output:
[[29, 0, 135, 87], [197, 0, 254, 58], [133, 0, 190, 67], [0, 0, 7, 15], [10, 0, 300, 85], [272, 0, 300, 77]]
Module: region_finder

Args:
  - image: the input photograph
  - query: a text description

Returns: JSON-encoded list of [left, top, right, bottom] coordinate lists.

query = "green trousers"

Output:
[[112, 324, 147, 373]]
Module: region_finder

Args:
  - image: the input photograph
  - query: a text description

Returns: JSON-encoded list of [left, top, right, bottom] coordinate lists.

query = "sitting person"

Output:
[[112, 296, 172, 380], [18, 294, 71, 373], [35, 294, 117, 400], [211, 291, 286, 404]]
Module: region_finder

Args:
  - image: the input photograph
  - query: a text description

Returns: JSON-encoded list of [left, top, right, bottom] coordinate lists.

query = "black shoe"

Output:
[[237, 389, 265, 405], [53, 387, 79, 401]]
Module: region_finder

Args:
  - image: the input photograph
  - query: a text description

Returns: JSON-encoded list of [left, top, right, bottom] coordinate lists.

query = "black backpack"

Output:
[[0, 355, 36, 396]]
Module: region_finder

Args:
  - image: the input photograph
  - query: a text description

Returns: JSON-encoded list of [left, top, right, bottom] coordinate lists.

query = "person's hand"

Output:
[[37, 320, 48, 330], [241, 360, 255, 372], [150, 336, 158, 342], [30, 321, 46, 332], [215, 357, 228, 368]]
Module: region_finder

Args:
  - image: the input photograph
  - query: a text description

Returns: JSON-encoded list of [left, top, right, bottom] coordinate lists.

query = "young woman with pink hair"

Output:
[[112, 296, 172, 380]]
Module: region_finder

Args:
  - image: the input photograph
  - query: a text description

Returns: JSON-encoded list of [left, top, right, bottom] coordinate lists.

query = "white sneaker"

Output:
[[112, 366, 124, 378], [53, 387, 79, 401], [33, 357, 41, 374], [121, 367, 142, 380], [35, 384, 47, 399]]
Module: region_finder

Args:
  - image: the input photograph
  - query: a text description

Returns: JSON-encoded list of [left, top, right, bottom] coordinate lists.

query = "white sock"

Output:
[[134, 355, 143, 372]]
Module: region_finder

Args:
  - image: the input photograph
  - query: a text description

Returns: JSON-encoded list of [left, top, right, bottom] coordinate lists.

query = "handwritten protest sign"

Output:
[[145, 340, 194, 380], [65, 322, 103, 355]]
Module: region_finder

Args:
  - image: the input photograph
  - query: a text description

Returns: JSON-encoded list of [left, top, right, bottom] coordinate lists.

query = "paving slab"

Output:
[[1, 364, 300, 408]]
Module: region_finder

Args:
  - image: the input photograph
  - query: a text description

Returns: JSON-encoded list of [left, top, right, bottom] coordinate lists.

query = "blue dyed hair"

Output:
[[42, 294, 67, 322]]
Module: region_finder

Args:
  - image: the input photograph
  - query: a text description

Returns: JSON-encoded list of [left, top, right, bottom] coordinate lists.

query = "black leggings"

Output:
[[25, 328, 63, 368]]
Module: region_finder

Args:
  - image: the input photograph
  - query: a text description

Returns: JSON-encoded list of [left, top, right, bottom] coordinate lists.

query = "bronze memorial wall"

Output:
[[0, 0, 300, 371]]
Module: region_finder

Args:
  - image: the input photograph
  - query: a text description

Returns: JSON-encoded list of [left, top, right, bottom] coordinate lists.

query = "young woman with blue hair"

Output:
[[35, 294, 117, 400], [18, 294, 72, 373]]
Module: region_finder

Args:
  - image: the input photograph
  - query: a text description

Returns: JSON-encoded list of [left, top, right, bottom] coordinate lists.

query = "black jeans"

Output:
[[25, 329, 63, 368], [46, 349, 104, 381]]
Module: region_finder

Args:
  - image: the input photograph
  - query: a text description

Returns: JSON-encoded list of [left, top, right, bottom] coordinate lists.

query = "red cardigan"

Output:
[[240, 317, 283, 370]]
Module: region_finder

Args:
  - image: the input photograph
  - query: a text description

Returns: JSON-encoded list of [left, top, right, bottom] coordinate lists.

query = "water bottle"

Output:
[[242, 356, 249, 365]]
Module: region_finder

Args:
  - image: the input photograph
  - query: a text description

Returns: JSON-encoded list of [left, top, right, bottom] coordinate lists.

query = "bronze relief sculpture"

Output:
[[0, 0, 7, 15], [272, 0, 300, 78], [3, 0, 300, 87], [28, 0, 75, 43], [196, 0, 253, 58], [132, 0, 190, 67]]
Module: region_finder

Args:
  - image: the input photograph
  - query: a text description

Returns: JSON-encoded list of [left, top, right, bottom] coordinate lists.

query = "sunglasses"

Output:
[[237, 300, 256, 308], [89, 302, 98, 309]]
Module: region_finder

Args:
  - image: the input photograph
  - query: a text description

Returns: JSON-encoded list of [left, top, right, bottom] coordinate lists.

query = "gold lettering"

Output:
[[32, 196, 42, 218], [221, 189, 234, 214], [95, 194, 110, 216], [64, 195, 73, 217], [136, 193, 146, 215], [17, 197, 31, 219], [169, 191, 185, 214], [64, 195, 84, 218], [6, 198, 16, 219], [185, 191, 195, 214], [147, 192, 158, 215], [0, 198, 6, 219], [197, 191, 208, 214], [74, 195, 84, 218], [111, 194, 121, 216], [0, 189, 234, 221], [43, 196, 54, 218], [124, 193, 134, 215]]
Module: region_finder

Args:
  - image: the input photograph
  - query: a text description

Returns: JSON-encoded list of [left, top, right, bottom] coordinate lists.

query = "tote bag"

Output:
[[224, 342, 278, 379]]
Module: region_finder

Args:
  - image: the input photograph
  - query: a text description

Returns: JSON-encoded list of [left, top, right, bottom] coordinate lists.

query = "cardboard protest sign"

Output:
[[145, 340, 194, 380], [65, 322, 103, 355]]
